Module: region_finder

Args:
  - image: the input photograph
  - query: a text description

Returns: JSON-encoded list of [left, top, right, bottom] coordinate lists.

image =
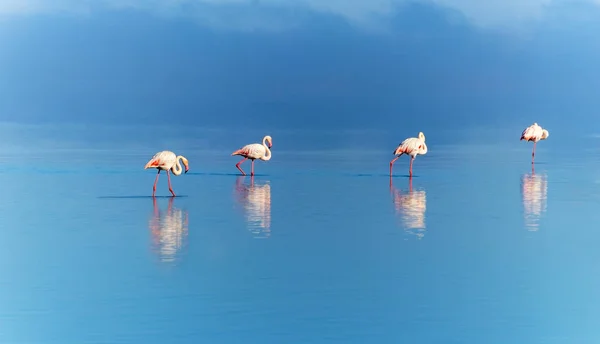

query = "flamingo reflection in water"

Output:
[[521, 166, 548, 231], [234, 176, 272, 238], [149, 197, 189, 262], [390, 177, 427, 239]]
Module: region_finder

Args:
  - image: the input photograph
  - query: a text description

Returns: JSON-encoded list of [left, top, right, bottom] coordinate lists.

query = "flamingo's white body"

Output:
[[144, 150, 189, 197], [231, 135, 273, 176], [390, 132, 428, 177], [520, 123, 549, 163]]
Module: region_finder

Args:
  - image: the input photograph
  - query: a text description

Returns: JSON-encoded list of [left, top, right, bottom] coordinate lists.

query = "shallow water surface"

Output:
[[1, 144, 599, 343]]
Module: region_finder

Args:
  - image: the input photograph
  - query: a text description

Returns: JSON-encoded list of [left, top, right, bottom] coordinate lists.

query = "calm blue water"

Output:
[[1, 142, 600, 343]]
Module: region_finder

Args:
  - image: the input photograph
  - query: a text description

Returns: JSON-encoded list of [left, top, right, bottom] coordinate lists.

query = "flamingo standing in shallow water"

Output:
[[231, 135, 273, 176], [144, 151, 189, 197], [390, 132, 428, 177], [520, 123, 549, 163]]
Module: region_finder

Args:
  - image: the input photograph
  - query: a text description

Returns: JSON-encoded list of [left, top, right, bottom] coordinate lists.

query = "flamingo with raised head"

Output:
[[390, 132, 428, 177], [231, 135, 272, 176], [144, 150, 189, 197], [520, 122, 549, 163]]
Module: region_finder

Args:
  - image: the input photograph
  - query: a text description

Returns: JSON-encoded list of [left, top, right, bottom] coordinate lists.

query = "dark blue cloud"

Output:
[[0, 1, 599, 137]]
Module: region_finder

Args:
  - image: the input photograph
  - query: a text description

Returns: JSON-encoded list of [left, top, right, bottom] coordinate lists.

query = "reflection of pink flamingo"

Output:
[[390, 132, 428, 177], [231, 136, 273, 176], [234, 176, 272, 238], [144, 151, 190, 197], [390, 177, 427, 239], [149, 197, 189, 262], [520, 123, 549, 163], [520, 169, 548, 231]]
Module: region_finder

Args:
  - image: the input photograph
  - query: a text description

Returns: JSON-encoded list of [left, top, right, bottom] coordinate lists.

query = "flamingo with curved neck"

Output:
[[144, 150, 190, 197], [520, 122, 550, 164], [231, 135, 273, 176], [390, 131, 428, 178]]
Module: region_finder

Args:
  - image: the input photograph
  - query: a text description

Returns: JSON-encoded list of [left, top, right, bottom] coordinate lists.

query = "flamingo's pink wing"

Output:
[[146, 158, 161, 167], [521, 126, 534, 140], [232, 147, 251, 156]]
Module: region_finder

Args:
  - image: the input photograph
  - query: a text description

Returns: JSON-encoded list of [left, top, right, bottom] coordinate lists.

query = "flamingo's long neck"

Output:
[[171, 157, 183, 175], [262, 138, 272, 161]]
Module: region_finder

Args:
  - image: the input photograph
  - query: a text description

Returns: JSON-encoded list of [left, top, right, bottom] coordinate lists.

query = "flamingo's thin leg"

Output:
[[167, 170, 176, 197], [153, 170, 161, 197], [251, 159, 255, 176], [236, 158, 247, 176], [409, 157, 414, 178], [532, 142, 536, 163], [389, 156, 400, 176]]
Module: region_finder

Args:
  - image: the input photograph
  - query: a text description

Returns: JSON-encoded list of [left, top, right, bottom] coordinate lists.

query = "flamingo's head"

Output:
[[541, 129, 549, 140], [419, 142, 428, 155], [265, 135, 273, 148], [181, 156, 189, 173], [418, 132, 426, 142]]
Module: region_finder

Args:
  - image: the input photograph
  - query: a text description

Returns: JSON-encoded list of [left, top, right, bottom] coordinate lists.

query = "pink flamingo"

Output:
[[520, 123, 549, 163], [390, 132, 428, 177], [231, 135, 273, 176], [144, 151, 189, 197]]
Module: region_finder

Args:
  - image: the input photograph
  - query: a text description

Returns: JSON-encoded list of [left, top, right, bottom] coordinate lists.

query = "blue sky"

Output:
[[0, 0, 599, 140]]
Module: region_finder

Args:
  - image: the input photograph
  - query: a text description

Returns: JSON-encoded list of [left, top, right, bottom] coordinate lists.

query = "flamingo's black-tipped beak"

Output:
[[185, 167, 189, 174]]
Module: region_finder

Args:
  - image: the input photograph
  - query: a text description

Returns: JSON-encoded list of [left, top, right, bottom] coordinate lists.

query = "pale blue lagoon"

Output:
[[1, 141, 600, 343]]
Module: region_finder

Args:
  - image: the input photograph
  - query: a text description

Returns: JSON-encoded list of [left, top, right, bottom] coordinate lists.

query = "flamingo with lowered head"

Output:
[[520, 122, 549, 163], [144, 150, 189, 197], [231, 135, 273, 176], [390, 132, 428, 177]]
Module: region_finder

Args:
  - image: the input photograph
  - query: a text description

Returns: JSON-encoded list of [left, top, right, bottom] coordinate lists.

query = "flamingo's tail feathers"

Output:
[[231, 149, 244, 156], [145, 159, 160, 169]]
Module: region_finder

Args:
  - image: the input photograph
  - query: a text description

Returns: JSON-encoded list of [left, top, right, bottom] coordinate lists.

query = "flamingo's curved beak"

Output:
[[185, 166, 189, 174]]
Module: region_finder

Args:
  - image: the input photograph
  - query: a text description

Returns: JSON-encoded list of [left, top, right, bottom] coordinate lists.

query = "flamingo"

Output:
[[231, 135, 273, 176], [144, 151, 189, 197], [390, 132, 428, 177], [520, 123, 549, 163]]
